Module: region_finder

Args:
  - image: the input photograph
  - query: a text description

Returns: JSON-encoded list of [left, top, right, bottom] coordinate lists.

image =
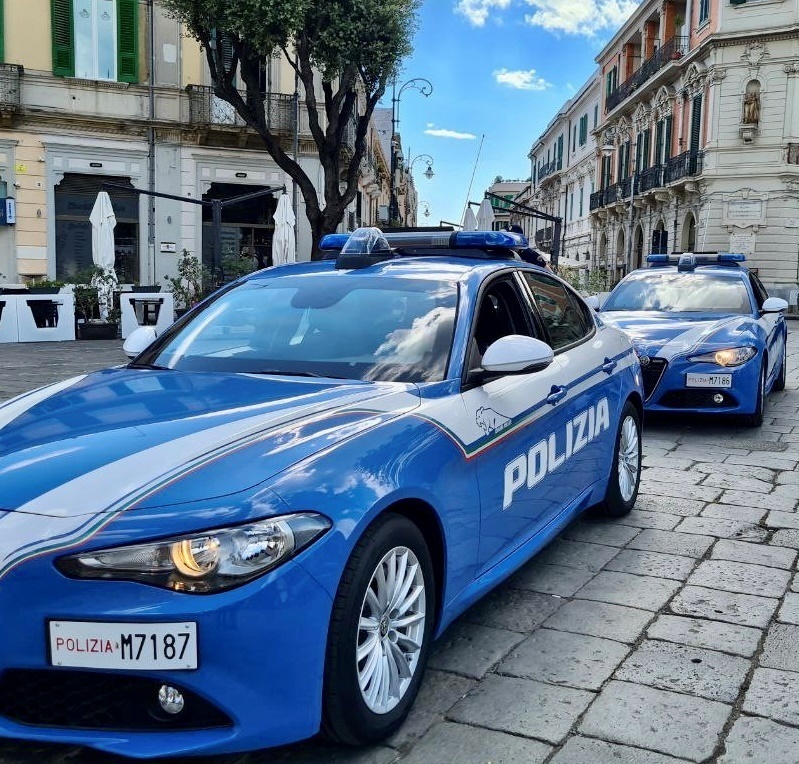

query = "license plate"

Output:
[[685, 373, 732, 389], [49, 621, 198, 670]]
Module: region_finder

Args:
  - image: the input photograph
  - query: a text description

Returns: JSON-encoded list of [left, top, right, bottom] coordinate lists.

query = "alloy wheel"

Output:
[[618, 415, 640, 503]]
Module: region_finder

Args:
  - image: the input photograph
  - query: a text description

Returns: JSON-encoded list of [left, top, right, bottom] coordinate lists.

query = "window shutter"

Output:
[[664, 116, 673, 160], [117, 0, 138, 83], [655, 121, 664, 165], [643, 128, 651, 170], [690, 95, 702, 153], [0, 0, 5, 63], [51, 0, 74, 77]]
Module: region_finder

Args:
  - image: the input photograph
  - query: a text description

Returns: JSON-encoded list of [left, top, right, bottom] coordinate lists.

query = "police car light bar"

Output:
[[320, 228, 529, 255], [646, 253, 746, 269]]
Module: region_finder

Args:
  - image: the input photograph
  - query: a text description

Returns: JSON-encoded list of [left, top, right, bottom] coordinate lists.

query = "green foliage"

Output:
[[164, 250, 214, 309], [27, 278, 66, 289], [558, 266, 608, 295], [72, 266, 120, 323]]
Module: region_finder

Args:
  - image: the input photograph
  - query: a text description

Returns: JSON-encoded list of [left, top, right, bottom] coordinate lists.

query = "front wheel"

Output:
[[322, 513, 435, 746], [599, 401, 641, 517], [742, 362, 766, 427], [773, 339, 787, 392]]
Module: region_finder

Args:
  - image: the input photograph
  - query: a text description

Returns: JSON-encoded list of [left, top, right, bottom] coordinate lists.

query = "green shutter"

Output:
[[690, 95, 702, 153], [117, 0, 138, 83], [664, 116, 673, 160], [0, 0, 5, 63], [51, 0, 74, 77], [655, 121, 664, 165]]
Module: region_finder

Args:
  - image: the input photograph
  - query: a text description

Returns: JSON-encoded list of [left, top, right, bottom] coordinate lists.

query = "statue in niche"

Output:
[[742, 82, 761, 124]]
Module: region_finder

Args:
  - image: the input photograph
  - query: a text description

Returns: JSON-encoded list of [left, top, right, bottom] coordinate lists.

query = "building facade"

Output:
[[589, 0, 799, 299]]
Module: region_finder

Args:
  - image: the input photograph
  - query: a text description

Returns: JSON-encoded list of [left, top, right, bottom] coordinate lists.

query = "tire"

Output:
[[599, 401, 641, 517], [773, 339, 787, 392], [322, 513, 435, 746], [742, 362, 766, 427]]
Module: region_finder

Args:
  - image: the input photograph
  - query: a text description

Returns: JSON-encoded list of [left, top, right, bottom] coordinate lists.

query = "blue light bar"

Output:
[[646, 252, 747, 268], [717, 253, 746, 263], [646, 255, 669, 264], [319, 233, 350, 251], [452, 230, 528, 248]]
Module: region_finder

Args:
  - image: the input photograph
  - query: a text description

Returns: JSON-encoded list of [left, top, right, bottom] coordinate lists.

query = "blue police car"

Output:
[[0, 228, 642, 757], [597, 253, 788, 426]]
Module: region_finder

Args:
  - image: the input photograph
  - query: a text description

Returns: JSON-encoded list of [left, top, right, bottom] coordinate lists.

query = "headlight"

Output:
[[56, 513, 331, 593], [688, 346, 757, 367]]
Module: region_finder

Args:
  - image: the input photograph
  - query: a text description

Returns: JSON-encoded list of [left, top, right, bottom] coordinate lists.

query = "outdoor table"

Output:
[[120, 291, 174, 339], [0, 293, 76, 343]]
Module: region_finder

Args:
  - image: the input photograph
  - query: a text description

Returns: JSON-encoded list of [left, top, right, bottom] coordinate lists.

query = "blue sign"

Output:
[[0, 198, 15, 226]]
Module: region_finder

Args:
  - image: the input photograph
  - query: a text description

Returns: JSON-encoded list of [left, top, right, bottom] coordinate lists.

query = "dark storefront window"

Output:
[[54, 174, 139, 282]]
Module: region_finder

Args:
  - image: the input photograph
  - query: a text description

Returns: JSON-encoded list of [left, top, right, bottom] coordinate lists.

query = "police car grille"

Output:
[[640, 358, 667, 400], [0, 670, 232, 730], [658, 390, 737, 409]]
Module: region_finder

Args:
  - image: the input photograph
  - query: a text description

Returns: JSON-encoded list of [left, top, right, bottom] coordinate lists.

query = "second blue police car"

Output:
[[597, 253, 788, 426], [0, 228, 642, 757]]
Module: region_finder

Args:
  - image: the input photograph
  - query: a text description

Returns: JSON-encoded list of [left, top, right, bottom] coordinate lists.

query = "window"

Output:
[[605, 66, 618, 98], [51, 0, 138, 82], [699, 0, 710, 24], [690, 95, 703, 153], [579, 114, 589, 146], [0, 0, 4, 63], [572, 125, 577, 153], [579, 187, 584, 217], [557, 134, 564, 169], [594, 104, 599, 128], [522, 273, 592, 350]]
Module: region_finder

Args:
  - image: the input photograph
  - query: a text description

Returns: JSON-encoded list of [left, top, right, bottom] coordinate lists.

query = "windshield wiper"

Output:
[[251, 369, 336, 378], [127, 362, 172, 370]]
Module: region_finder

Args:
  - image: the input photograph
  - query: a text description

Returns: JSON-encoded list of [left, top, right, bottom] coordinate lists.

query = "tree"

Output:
[[163, 0, 421, 258]]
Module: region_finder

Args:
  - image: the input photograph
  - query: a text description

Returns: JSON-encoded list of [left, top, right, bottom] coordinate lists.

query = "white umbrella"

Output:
[[462, 206, 478, 232], [476, 198, 495, 230], [89, 191, 118, 320], [272, 192, 296, 266]]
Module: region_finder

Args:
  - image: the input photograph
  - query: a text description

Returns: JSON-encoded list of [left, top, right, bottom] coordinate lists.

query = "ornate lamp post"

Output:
[[418, 201, 431, 219], [389, 78, 433, 225], [408, 154, 435, 180]]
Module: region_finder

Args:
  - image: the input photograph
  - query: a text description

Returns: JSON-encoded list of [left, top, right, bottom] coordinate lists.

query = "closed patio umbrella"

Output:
[[476, 198, 495, 230], [89, 191, 118, 319], [272, 192, 296, 266], [462, 206, 478, 232]]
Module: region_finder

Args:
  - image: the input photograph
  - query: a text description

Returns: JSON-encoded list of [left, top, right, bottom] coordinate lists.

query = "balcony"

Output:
[[606, 36, 689, 112], [664, 150, 704, 184], [0, 64, 22, 122], [538, 159, 561, 182], [639, 165, 664, 193], [187, 86, 299, 134], [535, 226, 553, 246]]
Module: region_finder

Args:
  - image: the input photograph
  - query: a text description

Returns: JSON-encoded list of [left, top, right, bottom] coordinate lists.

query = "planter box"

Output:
[[131, 285, 162, 293], [77, 322, 119, 340]]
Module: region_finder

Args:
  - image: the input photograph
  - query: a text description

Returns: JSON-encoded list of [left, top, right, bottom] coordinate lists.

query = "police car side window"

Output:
[[521, 272, 591, 351], [750, 274, 768, 309]]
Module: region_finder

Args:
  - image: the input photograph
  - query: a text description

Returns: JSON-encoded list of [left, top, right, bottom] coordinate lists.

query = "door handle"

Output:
[[602, 358, 617, 374], [546, 385, 568, 405]]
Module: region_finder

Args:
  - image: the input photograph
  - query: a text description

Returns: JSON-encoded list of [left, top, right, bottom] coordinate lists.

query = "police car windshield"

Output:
[[602, 272, 752, 314], [144, 275, 458, 383]]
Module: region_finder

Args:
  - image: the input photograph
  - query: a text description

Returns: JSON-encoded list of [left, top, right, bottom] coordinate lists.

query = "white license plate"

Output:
[[49, 621, 198, 670], [685, 373, 732, 389]]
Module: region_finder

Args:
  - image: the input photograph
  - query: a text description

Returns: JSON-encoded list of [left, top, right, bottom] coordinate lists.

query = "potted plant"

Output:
[[26, 278, 65, 295], [164, 250, 212, 316], [73, 266, 120, 340]]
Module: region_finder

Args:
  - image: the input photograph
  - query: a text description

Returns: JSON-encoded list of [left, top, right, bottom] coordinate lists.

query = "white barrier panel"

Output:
[[0, 296, 20, 343], [16, 293, 76, 342], [120, 292, 174, 339]]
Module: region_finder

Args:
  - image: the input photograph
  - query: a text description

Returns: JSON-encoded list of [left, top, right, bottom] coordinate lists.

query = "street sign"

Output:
[[0, 198, 16, 226]]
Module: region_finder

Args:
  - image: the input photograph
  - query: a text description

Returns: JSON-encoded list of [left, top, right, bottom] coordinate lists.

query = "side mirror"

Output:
[[584, 295, 601, 311], [481, 335, 555, 375], [762, 297, 789, 313], [123, 326, 158, 359]]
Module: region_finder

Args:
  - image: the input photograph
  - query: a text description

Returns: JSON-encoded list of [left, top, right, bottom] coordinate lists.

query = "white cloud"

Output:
[[425, 128, 478, 140], [523, 0, 640, 36], [455, 0, 512, 27], [426, 122, 435, 128], [494, 68, 552, 91]]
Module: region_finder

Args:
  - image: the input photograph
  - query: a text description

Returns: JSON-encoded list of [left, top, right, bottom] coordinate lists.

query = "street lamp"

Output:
[[390, 78, 433, 225], [418, 201, 431, 218], [409, 154, 435, 180]]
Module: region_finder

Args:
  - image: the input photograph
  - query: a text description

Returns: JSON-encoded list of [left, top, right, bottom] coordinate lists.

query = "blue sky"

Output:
[[384, 0, 641, 227]]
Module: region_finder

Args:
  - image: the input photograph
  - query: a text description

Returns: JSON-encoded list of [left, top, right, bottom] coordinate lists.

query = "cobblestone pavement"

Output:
[[2, 334, 799, 763]]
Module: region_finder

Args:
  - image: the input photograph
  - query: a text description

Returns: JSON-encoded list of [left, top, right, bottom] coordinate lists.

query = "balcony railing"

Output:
[[0, 64, 22, 112], [187, 86, 298, 134], [639, 165, 664, 193], [538, 159, 561, 182], [589, 189, 605, 211], [535, 226, 553, 245], [606, 36, 689, 112], [664, 150, 704, 184]]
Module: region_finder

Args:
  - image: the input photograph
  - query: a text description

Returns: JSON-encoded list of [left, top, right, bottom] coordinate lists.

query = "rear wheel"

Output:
[[742, 362, 766, 427], [773, 340, 787, 392], [322, 514, 435, 746], [599, 401, 641, 517]]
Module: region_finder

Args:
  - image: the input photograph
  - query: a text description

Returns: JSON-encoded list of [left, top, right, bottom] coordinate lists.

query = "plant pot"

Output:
[[27, 287, 62, 295], [131, 285, 162, 293], [77, 321, 119, 340]]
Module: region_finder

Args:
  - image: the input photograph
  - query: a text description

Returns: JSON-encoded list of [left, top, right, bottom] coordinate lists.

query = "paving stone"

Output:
[[674, 516, 768, 542], [386, 670, 475, 750], [627, 529, 714, 558], [647, 614, 762, 658], [726, 453, 798, 471], [543, 599, 651, 643], [261, 741, 396, 764], [615, 509, 681, 530], [614, 639, 749, 702], [701, 473, 773, 494], [534, 538, 620, 571], [718, 715, 799, 764], [694, 462, 776, 482], [641, 480, 722, 503], [765, 511, 799, 530], [711, 539, 797, 569], [743, 668, 799, 725], [448, 675, 593, 744], [397, 721, 551, 764], [507, 562, 596, 597], [686, 559, 790, 598], [770, 529, 799, 548], [575, 571, 679, 611], [701, 503, 766, 524], [561, 520, 641, 548], [777, 592, 799, 625], [670, 586, 779, 628], [549, 737, 690, 764], [772, 483, 799, 500], [604, 549, 696, 581], [463, 586, 563, 633], [643, 467, 704, 485], [719, 489, 798, 512], [777, 471, 799, 485], [634, 494, 705, 518], [428, 621, 524, 679], [643, 456, 695, 470], [499, 628, 629, 691], [579, 681, 731, 762], [759, 623, 799, 672]]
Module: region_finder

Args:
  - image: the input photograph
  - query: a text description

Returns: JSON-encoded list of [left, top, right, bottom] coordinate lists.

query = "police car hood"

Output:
[[600, 311, 747, 360], [0, 369, 420, 516]]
